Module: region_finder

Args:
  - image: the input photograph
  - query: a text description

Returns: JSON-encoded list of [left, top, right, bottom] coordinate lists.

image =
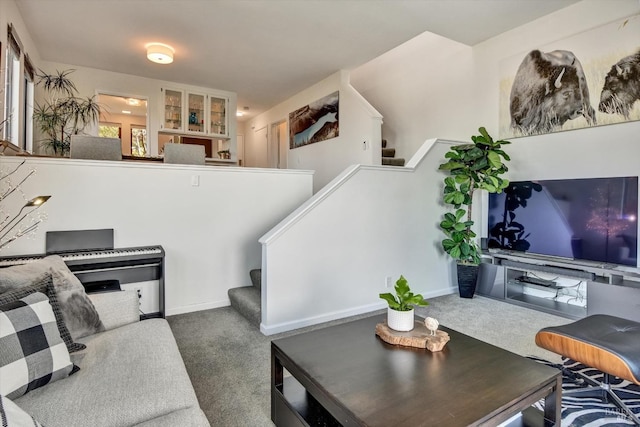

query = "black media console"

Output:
[[475, 252, 640, 321]]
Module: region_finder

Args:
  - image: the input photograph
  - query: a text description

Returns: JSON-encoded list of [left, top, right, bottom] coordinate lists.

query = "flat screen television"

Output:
[[487, 176, 638, 267]]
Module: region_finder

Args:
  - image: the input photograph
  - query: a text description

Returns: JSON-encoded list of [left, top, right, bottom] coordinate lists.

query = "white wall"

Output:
[[0, 157, 313, 315], [350, 32, 475, 161], [260, 139, 459, 334], [350, 0, 640, 250], [351, 0, 640, 162], [244, 70, 382, 193]]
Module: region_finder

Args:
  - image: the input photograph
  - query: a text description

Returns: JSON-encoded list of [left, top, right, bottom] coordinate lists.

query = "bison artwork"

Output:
[[509, 49, 596, 136], [599, 50, 640, 119]]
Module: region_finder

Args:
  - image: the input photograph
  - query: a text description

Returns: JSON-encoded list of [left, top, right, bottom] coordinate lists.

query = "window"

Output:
[[4, 26, 21, 145], [131, 125, 147, 157], [99, 122, 121, 139], [23, 54, 34, 152], [3, 24, 32, 151]]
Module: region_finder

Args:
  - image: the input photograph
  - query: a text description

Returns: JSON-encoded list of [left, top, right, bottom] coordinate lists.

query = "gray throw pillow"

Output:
[[0, 276, 86, 353], [0, 255, 104, 340]]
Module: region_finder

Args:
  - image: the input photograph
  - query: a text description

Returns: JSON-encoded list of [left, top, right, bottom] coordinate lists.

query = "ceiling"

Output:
[[15, 0, 579, 122]]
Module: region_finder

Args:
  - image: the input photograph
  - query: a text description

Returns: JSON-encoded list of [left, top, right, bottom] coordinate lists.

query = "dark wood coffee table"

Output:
[[271, 315, 561, 427]]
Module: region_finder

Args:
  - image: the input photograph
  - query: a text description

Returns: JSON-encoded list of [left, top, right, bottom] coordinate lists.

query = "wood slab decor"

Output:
[[375, 321, 450, 351]]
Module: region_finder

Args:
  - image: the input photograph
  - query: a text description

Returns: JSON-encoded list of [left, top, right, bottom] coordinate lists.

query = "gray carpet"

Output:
[[167, 294, 570, 426]]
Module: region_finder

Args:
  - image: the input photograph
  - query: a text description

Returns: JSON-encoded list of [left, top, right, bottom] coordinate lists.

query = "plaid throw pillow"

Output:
[[0, 395, 45, 427], [0, 276, 86, 353], [0, 292, 76, 399]]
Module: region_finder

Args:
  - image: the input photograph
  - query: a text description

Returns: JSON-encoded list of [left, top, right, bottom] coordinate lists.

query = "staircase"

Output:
[[381, 139, 405, 166], [228, 269, 261, 327], [229, 141, 403, 327]]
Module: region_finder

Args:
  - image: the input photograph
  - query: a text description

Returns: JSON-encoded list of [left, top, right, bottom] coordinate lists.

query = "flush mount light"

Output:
[[146, 43, 174, 64]]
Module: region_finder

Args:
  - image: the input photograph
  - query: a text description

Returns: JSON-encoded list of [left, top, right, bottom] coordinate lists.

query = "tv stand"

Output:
[[515, 275, 556, 288], [476, 253, 640, 322]]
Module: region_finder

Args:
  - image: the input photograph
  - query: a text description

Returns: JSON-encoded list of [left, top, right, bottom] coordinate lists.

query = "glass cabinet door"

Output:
[[163, 89, 183, 130], [209, 97, 227, 136], [187, 92, 206, 134]]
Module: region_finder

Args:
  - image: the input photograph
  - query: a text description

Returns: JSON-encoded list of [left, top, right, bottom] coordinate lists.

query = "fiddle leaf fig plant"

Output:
[[439, 127, 511, 265], [379, 275, 429, 312]]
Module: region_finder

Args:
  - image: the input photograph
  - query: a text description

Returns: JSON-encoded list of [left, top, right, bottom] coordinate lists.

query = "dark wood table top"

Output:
[[272, 314, 560, 426]]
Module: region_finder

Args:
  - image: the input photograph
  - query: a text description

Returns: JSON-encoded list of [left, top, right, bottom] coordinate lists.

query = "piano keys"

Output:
[[0, 245, 165, 319]]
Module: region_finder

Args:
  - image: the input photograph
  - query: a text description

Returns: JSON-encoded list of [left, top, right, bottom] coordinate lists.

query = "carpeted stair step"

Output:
[[382, 157, 406, 166], [228, 269, 262, 327], [382, 148, 396, 158], [249, 268, 261, 290], [228, 286, 261, 327]]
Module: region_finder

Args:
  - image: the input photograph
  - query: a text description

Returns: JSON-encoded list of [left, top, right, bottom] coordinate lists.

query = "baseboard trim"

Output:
[[166, 298, 230, 316], [260, 287, 456, 336], [261, 302, 383, 335]]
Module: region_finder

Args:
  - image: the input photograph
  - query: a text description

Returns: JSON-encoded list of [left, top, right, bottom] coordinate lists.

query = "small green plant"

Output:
[[379, 275, 429, 312]]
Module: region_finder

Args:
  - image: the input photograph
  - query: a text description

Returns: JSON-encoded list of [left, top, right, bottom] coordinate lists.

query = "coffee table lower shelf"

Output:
[[273, 376, 341, 427], [273, 375, 548, 427]]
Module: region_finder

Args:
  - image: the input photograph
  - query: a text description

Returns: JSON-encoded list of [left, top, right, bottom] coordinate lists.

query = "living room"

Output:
[[1, 0, 640, 425]]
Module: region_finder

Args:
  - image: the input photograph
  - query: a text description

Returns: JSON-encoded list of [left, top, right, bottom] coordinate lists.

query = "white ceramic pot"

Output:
[[387, 307, 415, 331]]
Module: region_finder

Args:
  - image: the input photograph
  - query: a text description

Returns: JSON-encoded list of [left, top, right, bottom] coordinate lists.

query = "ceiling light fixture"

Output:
[[236, 111, 244, 117], [122, 110, 132, 114], [146, 43, 174, 64]]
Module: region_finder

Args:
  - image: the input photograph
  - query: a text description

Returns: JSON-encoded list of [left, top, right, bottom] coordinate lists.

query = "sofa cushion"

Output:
[[0, 255, 104, 340], [15, 319, 207, 427], [0, 275, 86, 353], [88, 290, 139, 331], [0, 395, 45, 427], [0, 292, 76, 399]]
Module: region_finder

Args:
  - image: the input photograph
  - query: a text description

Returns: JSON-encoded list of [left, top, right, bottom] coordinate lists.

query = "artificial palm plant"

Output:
[[33, 69, 100, 156]]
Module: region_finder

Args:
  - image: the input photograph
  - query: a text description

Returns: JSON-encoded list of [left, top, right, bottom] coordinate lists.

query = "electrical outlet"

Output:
[[385, 276, 393, 288]]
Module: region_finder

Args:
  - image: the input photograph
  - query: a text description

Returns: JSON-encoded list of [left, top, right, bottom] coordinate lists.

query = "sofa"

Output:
[[0, 256, 210, 427]]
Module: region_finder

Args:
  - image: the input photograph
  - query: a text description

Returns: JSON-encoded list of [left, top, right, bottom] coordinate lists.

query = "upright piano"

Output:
[[0, 229, 165, 319]]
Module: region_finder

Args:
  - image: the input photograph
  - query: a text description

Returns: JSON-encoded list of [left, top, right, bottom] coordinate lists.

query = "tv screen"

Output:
[[487, 177, 638, 267]]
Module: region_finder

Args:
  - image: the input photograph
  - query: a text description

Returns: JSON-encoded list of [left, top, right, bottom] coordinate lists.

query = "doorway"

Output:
[[269, 120, 288, 169], [97, 93, 148, 156]]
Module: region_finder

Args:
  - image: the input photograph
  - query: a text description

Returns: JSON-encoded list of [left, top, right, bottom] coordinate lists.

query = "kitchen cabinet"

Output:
[[160, 87, 228, 137]]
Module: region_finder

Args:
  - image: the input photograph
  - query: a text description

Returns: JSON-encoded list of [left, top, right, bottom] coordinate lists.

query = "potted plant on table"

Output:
[[438, 127, 511, 298], [379, 275, 429, 332]]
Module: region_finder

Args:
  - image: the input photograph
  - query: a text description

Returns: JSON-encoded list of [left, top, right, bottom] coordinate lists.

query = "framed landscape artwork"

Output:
[[289, 91, 339, 149], [499, 14, 640, 139]]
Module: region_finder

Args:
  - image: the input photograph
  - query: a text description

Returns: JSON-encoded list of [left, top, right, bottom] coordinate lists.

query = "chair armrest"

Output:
[[88, 290, 140, 331]]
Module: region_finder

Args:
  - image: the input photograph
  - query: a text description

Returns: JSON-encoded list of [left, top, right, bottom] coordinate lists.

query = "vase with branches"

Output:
[[33, 69, 100, 156]]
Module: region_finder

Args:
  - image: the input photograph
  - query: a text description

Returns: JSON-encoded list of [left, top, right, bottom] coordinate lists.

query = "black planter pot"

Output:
[[456, 263, 479, 298]]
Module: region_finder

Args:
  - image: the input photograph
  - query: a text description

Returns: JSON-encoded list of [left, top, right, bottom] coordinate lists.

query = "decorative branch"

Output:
[[0, 160, 51, 251]]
